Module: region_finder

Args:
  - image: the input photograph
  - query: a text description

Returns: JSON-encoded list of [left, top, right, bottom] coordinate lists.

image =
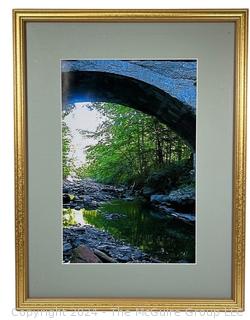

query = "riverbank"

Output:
[[63, 178, 195, 263], [63, 178, 130, 210], [63, 178, 157, 263], [63, 225, 160, 263]]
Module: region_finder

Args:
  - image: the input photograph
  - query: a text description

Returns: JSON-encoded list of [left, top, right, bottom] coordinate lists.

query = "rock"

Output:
[[119, 245, 131, 251], [149, 257, 162, 263], [150, 194, 169, 203], [73, 237, 88, 248], [124, 196, 134, 201], [154, 205, 195, 224], [168, 186, 195, 201], [82, 195, 91, 202], [74, 199, 84, 204], [157, 206, 175, 214], [93, 248, 117, 263], [63, 178, 128, 211], [63, 224, 158, 263], [143, 187, 155, 197], [91, 200, 98, 207], [63, 187, 69, 193], [101, 187, 116, 193], [171, 212, 195, 223], [150, 186, 195, 212], [167, 186, 195, 212], [103, 213, 125, 220], [97, 244, 114, 253], [71, 226, 85, 232], [71, 245, 102, 263], [63, 194, 71, 203], [152, 203, 195, 224], [63, 242, 72, 252], [132, 250, 143, 260], [116, 255, 130, 262], [63, 204, 71, 209]]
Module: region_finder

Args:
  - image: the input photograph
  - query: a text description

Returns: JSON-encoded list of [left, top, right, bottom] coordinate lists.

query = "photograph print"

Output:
[[62, 60, 196, 264]]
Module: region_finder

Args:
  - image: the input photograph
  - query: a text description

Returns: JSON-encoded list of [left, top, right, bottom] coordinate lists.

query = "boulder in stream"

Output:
[[71, 244, 102, 263], [150, 186, 195, 212]]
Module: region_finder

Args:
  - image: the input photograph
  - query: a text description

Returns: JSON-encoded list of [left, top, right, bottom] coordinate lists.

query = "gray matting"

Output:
[[26, 22, 234, 298]]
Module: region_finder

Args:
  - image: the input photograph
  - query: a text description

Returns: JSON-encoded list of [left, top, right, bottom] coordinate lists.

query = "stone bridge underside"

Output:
[[62, 60, 196, 150]]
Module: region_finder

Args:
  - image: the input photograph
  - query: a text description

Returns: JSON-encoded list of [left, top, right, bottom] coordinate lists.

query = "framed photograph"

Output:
[[14, 9, 248, 311]]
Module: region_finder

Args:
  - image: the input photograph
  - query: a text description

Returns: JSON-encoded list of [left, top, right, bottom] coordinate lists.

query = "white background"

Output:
[[0, 0, 248, 319]]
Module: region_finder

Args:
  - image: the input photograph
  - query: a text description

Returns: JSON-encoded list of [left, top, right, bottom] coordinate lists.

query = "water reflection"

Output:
[[81, 199, 195, 263]]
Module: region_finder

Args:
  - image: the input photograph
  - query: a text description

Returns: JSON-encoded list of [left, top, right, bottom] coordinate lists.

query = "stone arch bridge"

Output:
[[61, 60, 196, 150]]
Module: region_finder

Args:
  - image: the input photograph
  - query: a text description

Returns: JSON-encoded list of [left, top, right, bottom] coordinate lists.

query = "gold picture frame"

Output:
[[14, 9, 248, 311]]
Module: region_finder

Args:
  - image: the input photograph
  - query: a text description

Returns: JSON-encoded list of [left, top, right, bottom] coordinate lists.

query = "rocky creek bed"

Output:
[[63, 226, 160, 263], [63, 178, 130, 210], [63, 178, 195, 263]]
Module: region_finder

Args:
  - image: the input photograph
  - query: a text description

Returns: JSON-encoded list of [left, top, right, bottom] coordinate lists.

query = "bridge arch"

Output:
[[62, 70, 196, 150]]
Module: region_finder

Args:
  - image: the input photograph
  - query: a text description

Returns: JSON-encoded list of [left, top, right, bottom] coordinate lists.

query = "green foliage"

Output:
[[82, 199, 195, 262], [145, 160, 193, 194], [62, 121, 72, 178], [63, 208, 77, 226], [74, 164, 89, 179], [76, 103, 192, 185]]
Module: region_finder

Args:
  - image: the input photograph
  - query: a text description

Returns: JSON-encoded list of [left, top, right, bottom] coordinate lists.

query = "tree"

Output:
[[62, 121, 72, 178], [75, 102, 192, 186]]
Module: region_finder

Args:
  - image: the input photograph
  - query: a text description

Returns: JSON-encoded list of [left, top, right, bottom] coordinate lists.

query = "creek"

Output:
[[63, 180, 195, 263]]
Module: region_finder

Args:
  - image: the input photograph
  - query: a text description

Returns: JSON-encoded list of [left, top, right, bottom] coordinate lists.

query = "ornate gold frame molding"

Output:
[[13, 9, 248, 311]]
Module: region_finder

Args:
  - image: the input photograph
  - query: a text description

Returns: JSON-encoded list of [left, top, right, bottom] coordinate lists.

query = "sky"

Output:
[[63, 103, 102, 167]]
